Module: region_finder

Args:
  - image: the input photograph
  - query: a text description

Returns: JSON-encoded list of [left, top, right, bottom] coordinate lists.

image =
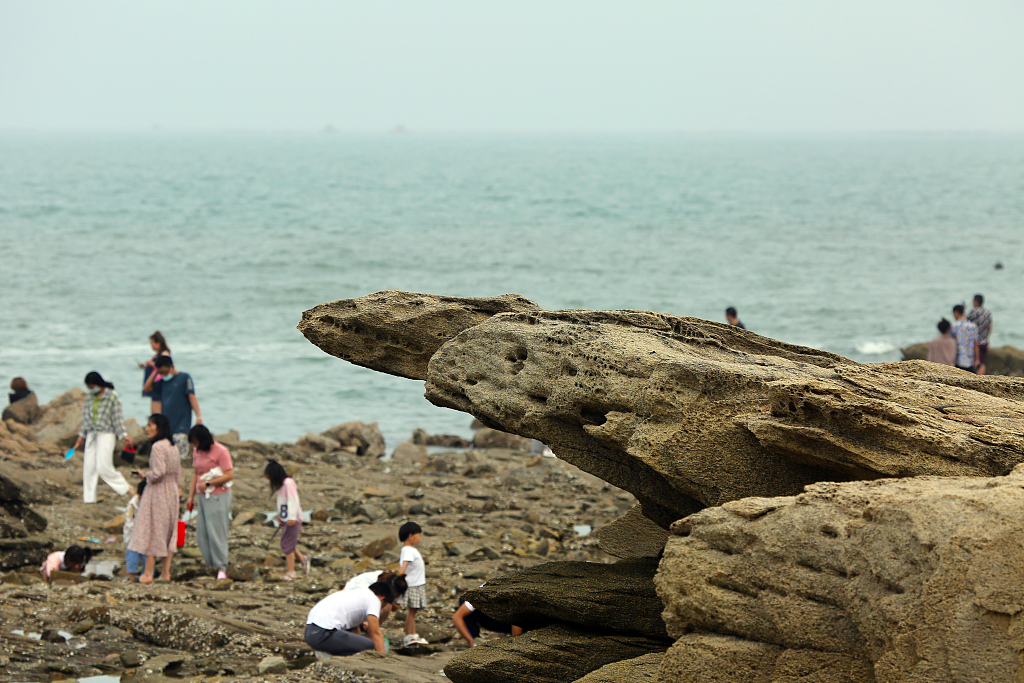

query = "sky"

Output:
[[1, 1, 1023, 132]]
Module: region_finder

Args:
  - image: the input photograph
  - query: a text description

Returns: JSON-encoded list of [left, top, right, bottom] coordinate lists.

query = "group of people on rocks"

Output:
[[32, 331, 518, 658], [927, 294, 993, 374]]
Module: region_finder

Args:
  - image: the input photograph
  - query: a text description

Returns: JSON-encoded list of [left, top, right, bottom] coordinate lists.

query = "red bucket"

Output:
[[176, 520, 187, 548]]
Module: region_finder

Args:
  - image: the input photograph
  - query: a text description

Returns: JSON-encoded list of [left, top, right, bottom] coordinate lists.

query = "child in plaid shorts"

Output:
[[397, 521, 428, 646]]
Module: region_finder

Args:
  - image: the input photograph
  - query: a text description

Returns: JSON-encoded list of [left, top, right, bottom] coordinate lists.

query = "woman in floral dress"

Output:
[[128, 413, 181, 582]]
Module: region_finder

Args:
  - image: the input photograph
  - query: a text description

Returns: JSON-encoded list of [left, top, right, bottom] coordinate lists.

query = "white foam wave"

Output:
[[854, 341, 898, 355]]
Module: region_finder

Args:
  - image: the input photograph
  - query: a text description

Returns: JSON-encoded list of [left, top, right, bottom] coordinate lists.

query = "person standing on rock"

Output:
[[265, 459, 309, 580], [967, 294, 993, 375], [72, 371, 134, 503], [143, 356, 201, 461], [138, 331, 171, 413], [926, 319, 957, 367], [187, 424, 233, 580], [305, 582, 396, 657], [397, 521, 429, 646], [951, 304, 981, 373], [128, 414, 182, 583]]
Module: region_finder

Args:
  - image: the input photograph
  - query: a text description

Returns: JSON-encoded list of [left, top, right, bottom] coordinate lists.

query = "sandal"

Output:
[[282, 572, 296, 581]]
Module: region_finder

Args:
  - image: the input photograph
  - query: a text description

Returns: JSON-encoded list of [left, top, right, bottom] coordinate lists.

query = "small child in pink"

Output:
[[265, 459, 309, 580], [40, 545, 93, 582]]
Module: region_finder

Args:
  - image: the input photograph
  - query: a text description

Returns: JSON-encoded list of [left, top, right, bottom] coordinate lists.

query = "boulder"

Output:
[[573, 652, 663, 682], [597, 505, 669, 559], [391, 440, 428, 463], [297, 431, 341, 452], [215, 429, 241, 445], [362, 535, 396, 558], [0, 472, 47, 538], [464, 557, 668, 639], [903, 342, 1024, 377], [472, 428, 532, 451], [2, 391, 41, 424], [654, 465, 1024, 682], [321, 421, 386, 458], [412, 428, 471, 448], [258, 656, 287, 674], [443, 625, 667, 683], [298, 290, 541, 380], [32, 388, 86, 442]]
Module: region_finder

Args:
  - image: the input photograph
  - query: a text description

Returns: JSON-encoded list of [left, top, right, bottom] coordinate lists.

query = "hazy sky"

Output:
[[2, 1, 1022, 132]]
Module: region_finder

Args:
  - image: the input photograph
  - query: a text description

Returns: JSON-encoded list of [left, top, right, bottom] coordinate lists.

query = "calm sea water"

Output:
[[2, 131, 1022, 447]]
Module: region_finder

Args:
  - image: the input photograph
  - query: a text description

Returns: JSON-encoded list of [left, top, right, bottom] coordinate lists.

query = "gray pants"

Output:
[[304, 623, 374, 656], [196, 490, 231, 571]]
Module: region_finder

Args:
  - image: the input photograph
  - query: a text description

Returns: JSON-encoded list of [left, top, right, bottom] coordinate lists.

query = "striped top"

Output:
[[79, 389, 128, 438]]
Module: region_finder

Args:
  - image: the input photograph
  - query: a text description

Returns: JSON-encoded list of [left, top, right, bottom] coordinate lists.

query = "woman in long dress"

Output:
[[128, 413, 181, 582]]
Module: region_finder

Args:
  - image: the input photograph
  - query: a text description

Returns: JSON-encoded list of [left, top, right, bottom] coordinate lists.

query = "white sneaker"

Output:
[[403, 634, 428, 647]]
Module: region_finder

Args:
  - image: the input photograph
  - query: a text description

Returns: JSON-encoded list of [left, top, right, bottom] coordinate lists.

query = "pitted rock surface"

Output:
[[655, 465, 1024, 682]]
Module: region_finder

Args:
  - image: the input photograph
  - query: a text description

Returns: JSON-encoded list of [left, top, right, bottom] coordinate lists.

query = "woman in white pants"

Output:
[[72, 371, 134, 503]]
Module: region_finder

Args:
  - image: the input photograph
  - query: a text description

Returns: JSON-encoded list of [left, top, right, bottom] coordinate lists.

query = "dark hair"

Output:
[[399, 521, 422, 542], [64, 545, 95, 568], [368, 581, 397, 604], [953, 304, 965, 316], [265, 459, 287, 494], [10, 377, 27, 392], [188, 424, 214, 452], [148, 413, 172, 442], [974, 294, 984, 306], [937, 318, 951, 334], [150, 331, 170, 354], [155, 356, 173, 369], [725, 307, 738, 318], [84, 371, 115, 389], [136, 479, 147, 498], [377, 570, 408, 598]]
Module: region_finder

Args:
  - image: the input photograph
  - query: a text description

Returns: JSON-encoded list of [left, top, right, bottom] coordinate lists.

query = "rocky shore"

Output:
[[1, 390, 630, 682]]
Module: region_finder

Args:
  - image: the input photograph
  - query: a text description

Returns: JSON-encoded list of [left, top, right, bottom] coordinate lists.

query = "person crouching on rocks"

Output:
[[187, 424, 234, 580], [453, 596, 522, 647], [72, 371, 135, 503], [265, 459, 309, 580], [344, 569, 408, 625], [305, 581, 396, 658], [40, 545, 95, 582]]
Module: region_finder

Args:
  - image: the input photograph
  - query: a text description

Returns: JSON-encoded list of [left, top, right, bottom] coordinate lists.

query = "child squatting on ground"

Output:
[[123, 479, 147, 581], [396, 521, 429, 646], [40, 545, 94, 582], [265, 459, 309, 580]]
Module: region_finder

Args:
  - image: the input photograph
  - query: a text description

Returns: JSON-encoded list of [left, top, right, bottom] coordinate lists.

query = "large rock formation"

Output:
[[654, 466, 1024, 682], [302, 292, 1024, 528]]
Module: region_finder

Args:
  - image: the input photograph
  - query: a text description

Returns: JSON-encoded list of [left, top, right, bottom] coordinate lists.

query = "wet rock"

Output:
[[41, 628, 66, 643], [465, 557, 667, 639], [321, 421, 386, 458], [362, 535, 396, 558], [443, 624, 667, 683], [71, 618, 95, 634], [212, 578, 233, 591], [120, 649, 145, 667], [225, 563, 257, 582]]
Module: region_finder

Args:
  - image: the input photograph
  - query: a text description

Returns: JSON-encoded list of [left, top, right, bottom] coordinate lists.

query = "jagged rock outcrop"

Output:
[[574, 653, 664, 682], [0, 472, 47, 537], [597, 505, 669, 558], [301, 292, 1024, 529], [903, 342, 1024, 377], [443, 625, 667, 683], [297, 290, 541, 380], [654, 466, 1024, 682], [463, 557, 668, 639]]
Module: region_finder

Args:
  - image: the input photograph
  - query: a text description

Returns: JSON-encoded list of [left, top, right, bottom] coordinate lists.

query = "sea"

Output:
[[2, 131, 1022, 449]]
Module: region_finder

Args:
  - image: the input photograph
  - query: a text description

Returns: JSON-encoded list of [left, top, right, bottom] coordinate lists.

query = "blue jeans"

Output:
[[125, 549, 145, 575]]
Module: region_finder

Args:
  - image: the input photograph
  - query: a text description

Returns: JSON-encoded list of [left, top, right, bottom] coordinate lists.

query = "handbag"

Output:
[[119, 437, 137, 464]]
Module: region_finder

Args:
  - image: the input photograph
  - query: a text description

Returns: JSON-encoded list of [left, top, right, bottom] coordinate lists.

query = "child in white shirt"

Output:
[[397, 521, 428, 646]]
